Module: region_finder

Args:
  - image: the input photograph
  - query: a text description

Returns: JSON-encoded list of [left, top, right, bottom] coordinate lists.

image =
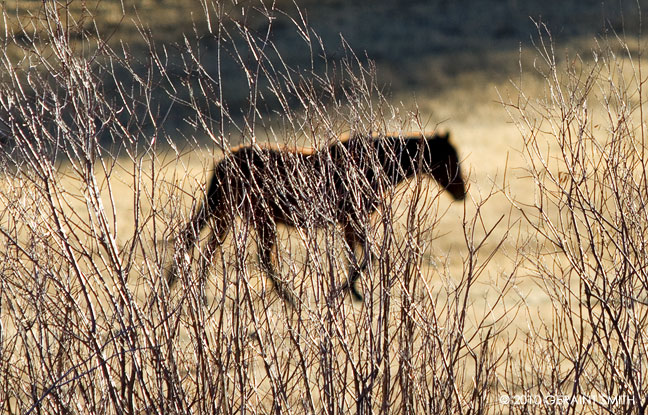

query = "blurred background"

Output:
[[5, 0, 646, 128]]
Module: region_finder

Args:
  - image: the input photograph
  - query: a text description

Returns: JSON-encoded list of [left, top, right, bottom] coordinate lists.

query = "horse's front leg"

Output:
[[256, 221, 297, 307], [341, 224, 374, 301]]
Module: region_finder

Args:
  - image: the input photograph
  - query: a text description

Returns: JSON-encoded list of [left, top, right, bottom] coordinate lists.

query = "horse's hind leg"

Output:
[[157, 214, 227, 308], [198, 214, 231, 286], [191, 233, 222, 305], [256, 222, 296, 306], [341, 225, 373, 301]]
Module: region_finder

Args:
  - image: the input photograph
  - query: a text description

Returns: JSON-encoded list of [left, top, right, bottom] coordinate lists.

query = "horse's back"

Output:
[[213, 143, 333, 226]]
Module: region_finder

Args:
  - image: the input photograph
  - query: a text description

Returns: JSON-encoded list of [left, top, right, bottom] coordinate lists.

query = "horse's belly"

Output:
[[270, 186, 334, 228]]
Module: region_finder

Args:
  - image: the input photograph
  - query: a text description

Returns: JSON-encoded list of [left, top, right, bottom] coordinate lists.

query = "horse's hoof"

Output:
[[350, 286, 364, 302], [338, 281, 363, 301], [248, 331, 260, 342]]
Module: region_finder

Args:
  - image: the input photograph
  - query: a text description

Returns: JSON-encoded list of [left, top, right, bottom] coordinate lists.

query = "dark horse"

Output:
[[168, 132, 466, 305]]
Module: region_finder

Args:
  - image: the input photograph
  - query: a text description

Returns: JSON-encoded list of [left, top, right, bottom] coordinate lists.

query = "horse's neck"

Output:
[[380, 138, 419, 186], [325, 136, 420, 185]]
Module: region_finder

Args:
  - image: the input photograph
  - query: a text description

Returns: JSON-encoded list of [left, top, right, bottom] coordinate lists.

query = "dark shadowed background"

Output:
[[4, 0, 646, 132]]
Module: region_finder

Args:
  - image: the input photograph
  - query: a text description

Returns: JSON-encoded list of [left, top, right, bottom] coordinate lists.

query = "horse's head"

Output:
[[422, 132, 466, 200]]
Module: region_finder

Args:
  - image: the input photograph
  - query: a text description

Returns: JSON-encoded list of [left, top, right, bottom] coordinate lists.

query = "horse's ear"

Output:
[[439, 132, 450, 141]]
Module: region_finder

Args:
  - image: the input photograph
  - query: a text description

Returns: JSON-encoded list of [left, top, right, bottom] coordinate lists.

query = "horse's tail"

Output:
[[167, 164, 230, 288]]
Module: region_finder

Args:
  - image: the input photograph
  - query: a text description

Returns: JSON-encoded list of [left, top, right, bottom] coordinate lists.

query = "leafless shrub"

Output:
[[502, 22, 648, 414]]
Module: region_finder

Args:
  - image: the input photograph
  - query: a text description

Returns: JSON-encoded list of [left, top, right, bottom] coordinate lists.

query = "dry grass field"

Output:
[[1, 0, 648, 414]]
